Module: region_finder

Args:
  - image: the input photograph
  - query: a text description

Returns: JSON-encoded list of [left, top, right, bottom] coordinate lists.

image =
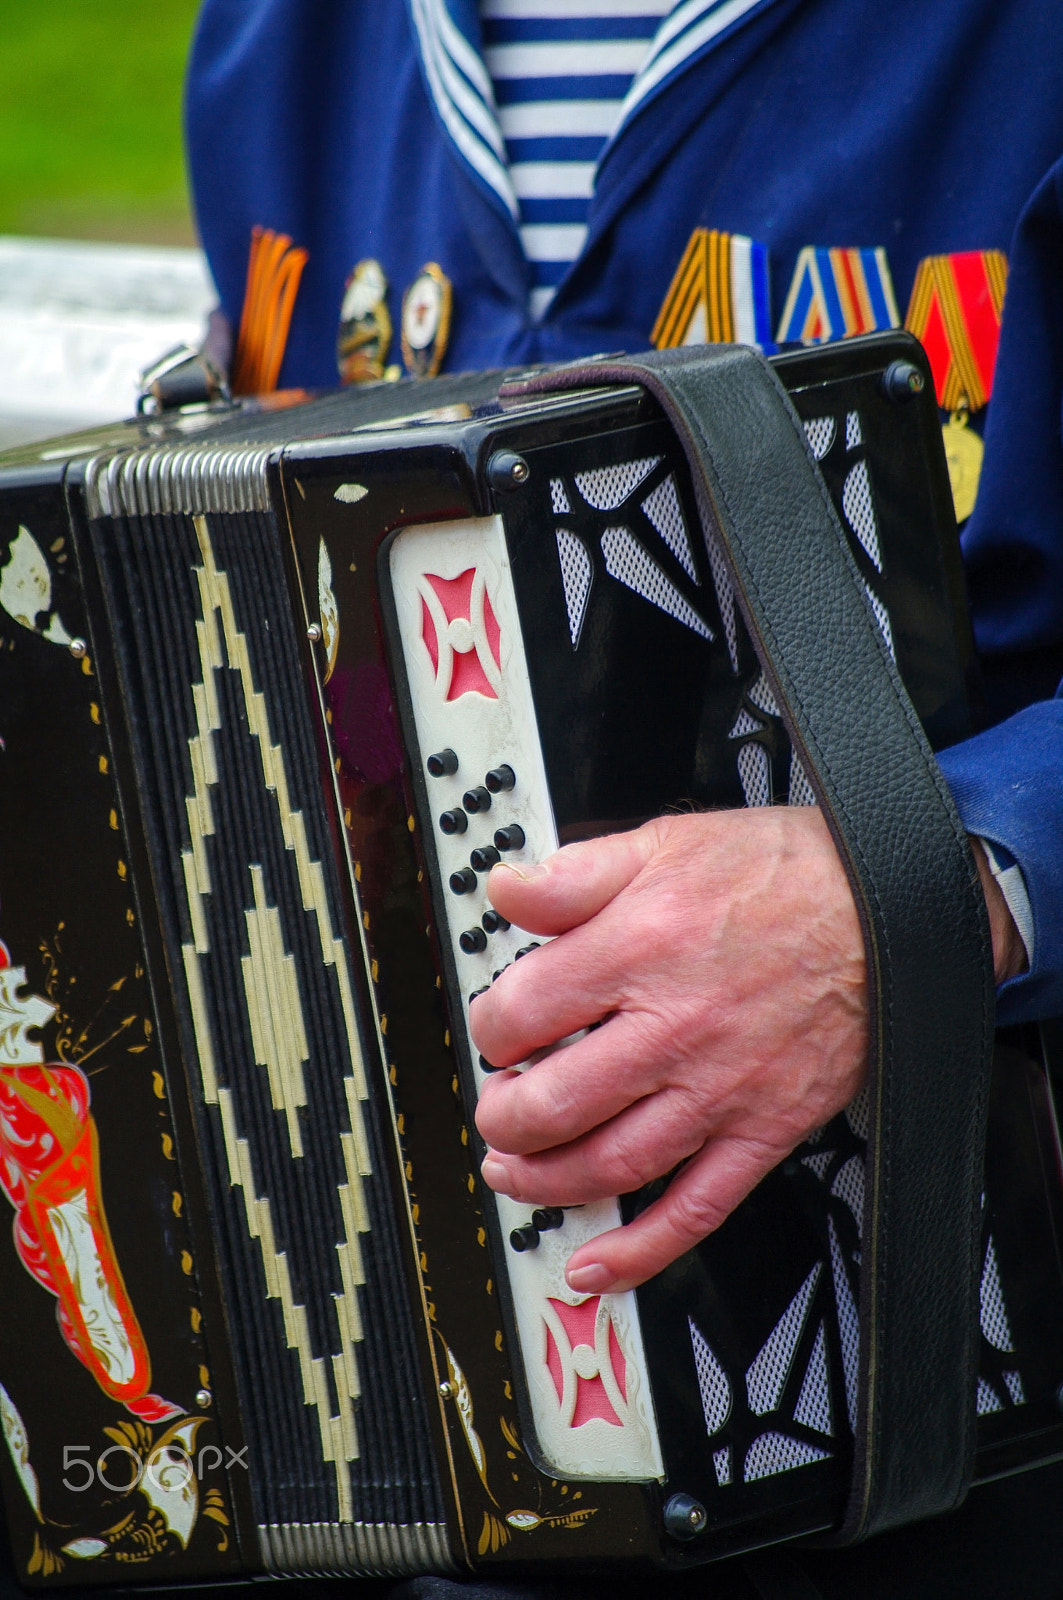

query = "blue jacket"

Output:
[[186, 0, 1063, 1021]]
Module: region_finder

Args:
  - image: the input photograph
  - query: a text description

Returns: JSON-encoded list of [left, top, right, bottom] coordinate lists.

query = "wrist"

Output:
[[970, 836, 1028, 984]]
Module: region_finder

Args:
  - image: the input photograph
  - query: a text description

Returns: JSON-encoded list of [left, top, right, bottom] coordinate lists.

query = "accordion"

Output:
[[0, 332, 1060, 1586]]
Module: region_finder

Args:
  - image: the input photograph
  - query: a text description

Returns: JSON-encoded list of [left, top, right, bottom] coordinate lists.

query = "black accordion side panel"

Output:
[[81, 499, 447, 1557], [0, 475, 241, 1586]]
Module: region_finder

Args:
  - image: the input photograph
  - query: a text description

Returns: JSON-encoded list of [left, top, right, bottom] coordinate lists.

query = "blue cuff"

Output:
[[937, 695, 1063, 1024]]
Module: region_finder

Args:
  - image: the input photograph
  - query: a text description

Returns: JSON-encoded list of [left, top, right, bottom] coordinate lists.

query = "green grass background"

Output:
[[0, 0, 201, 243]]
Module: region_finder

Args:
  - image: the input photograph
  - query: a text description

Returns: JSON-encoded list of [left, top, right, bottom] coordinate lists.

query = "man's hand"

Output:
[[470, 808, 869, 1293]]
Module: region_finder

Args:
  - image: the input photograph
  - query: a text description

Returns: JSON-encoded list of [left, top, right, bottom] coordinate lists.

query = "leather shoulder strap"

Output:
[[503, 345, 995, 1542]]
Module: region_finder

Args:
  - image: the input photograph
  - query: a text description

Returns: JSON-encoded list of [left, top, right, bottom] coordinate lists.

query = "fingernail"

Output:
[[492, 859, 547, 882], [481, 1154, 513, 1192], [565, 1262, 616, 1294]]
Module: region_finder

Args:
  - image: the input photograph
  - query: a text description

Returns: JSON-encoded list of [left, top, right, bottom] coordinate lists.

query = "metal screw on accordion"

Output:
[[881, 360, 925, 402], [486, 450, 530, 492], [307, 621, 323, 642], [663, 1493, 707, 1542], [68, 637, 87, 659], [195, 1389, 212, 1410], [438, 1381, 454, 1401]]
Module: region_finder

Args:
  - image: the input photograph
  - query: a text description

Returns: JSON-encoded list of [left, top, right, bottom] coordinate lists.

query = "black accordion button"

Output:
[[531, 1207, 564, 1232], [470, 844, 501, 872], [460, 927, 488, 954], [514, 942, 541, 959], [439, 807, 468, 835], [463, 785, 492, 813], [449, 866, 478, 894], [494, 823, 525, 851], [485, 764, 516, 793], [427, 748, 459, 777], [509, 1224, 540, 1252], [482, 908, 510, 934]]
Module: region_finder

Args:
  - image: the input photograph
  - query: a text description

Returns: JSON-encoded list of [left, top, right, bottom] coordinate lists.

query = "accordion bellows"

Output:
[[0, 335, 1060, 1586]]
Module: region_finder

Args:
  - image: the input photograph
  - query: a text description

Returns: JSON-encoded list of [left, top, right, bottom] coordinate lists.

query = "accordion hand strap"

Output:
[[502, 345, 996, 1542]]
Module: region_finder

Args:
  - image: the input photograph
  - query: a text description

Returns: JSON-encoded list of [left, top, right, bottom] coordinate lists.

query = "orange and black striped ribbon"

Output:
[[904, 250, 1007, 411], [231, 226, 309, 396]]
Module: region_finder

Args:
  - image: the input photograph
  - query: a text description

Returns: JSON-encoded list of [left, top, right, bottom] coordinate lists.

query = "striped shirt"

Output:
[[480, 0, 675, 320]]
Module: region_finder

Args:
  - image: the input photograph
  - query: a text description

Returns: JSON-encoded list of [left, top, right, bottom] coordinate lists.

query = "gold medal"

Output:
[[942, 407, 984, 525], [337, 259, 392, 384], [401, 263, 452, 378], [905, 250, 1007, 523]]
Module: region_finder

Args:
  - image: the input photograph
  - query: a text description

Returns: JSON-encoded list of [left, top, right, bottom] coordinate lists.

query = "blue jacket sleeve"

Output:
[[938, 698, 1063, 1023], [936, 154, 1063, 1024]]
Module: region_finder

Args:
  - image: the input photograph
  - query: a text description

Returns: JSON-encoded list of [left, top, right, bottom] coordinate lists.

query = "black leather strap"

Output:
[[502, 345, 995, 1542]]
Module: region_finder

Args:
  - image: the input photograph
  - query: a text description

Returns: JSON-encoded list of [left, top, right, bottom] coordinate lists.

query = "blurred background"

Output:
[[0, 0, 214, 446]]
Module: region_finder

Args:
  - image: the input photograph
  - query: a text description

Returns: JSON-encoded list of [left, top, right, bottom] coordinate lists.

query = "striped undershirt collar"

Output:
[[406, 0, 780, 220]]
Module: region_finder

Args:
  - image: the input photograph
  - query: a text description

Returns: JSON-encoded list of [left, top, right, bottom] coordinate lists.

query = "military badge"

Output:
[[905, 251, 1007, 522], [776, 247, 899, 346], [337, 259, 393, 384], [652, 229, 772, 350], [401, 263, 452, 378]]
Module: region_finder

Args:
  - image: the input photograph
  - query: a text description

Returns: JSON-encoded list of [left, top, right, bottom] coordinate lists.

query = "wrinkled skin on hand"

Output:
[[469, 807, 870, 1295]]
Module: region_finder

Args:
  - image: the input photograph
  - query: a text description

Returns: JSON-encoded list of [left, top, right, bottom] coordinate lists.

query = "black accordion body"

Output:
[[0, 332, 1061, 1586]]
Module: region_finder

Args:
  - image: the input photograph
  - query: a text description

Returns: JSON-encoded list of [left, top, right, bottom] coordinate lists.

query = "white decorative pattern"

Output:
[[845, 1084, 870, 1143], [641, 473, 699, 580], [793, 1321, 833, 1437], [575, 456, 660, 510], [830, 1154, 865, 1235], [977, 1377, 1004, 1415], [600, 526, 712, 637], [550, 476, 570, 515], [828, 1216, 860, 1431], [846, 410, 863, 449], [842, 458, 883, 571], [746, 671, 780, 717], [803, 416, 836, 461], [689, 1317, 732, 1435], [746, 1265, 821, 1417], [729, 706, 762, 740], [788, 751, 817, 807], [737, 741, 772, 808], [744, 1431, 829, 1482], [979, 1235, 1015, 1354], [555, 527, 593, 649], [1003, 1369, 1026, 1406], [713, 1444, 732, 1486], [801, 1150, 833, 1182], [704, 525, 738, 671], [863, 579, 896, 661]]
